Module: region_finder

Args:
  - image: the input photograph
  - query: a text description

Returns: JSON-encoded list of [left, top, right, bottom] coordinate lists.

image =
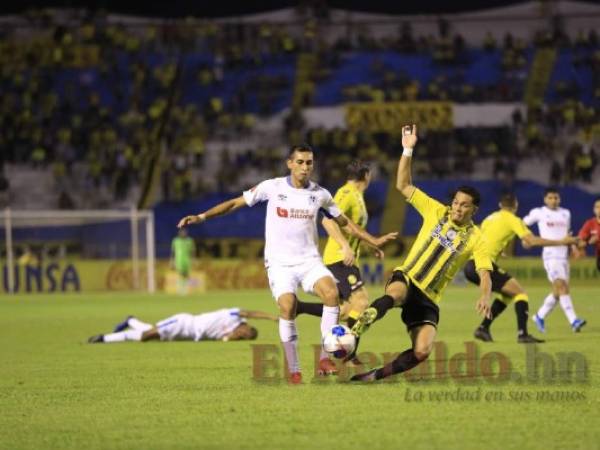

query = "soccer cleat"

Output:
[[517, 334, 545, 344], [288, 372, 302, 385], [571, 319, 586, 333], [350, 369, 378, 382], [350, 307, 378, 337], [532, 314, 546, 333], [113, 315, 134, 333], [474, 326, 493, 342], [317, 358, 338, 376], [88, 334, 105, 344]]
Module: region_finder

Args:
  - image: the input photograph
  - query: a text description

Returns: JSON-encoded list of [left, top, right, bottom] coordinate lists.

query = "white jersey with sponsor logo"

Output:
[[192, 308, 245, 341], [243, 177, 341, 267], [523, 206, 571, 259]]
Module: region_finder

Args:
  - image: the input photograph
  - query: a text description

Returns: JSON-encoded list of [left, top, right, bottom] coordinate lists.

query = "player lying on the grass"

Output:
[[524, 188, 586, 333], [464, 193, 578, 344], [88, 308, 278, 343], [177, 144, 397, 383], [349, 124, 493, 382], [573, 198, 600, 272]]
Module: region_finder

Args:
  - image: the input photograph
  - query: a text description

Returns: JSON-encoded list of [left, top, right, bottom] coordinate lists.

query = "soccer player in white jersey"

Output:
[[177, 145, 397, 383], [87, 308, 278, 343], [523, 188, 586, 333]]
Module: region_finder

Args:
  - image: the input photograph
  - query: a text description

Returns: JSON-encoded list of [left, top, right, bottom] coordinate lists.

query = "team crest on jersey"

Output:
[[278, 194, 287, 201], [446, 229, 457, 240]]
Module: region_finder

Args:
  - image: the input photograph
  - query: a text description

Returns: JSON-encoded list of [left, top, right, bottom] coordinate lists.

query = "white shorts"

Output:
[[543, 259, 570, 283], [156, 313, 195, 341], [266, 258, 335, 301]]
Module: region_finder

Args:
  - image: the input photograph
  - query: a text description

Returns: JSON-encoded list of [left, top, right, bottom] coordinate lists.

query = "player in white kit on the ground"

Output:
[[177, 145, 397, 383], [523, 188, 586, 333], [87, 308, 278, 343]]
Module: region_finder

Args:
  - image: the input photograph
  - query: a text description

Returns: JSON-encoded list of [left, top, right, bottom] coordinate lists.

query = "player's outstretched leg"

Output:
[[351, 324, 435, 382], [533, 293, 557, 332], [351, 294, 394, 337]]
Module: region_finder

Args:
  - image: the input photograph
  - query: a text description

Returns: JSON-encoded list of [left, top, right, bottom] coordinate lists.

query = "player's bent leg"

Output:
[[313, 277, 341, 375], [499, 279, 543, 342], [351, 279, 407, 337]]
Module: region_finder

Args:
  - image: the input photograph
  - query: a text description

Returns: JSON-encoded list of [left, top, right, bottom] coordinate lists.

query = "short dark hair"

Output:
[[346, 159, 371, 181], [288, 144, 313, 158], [544, 187, 559, 196], [248, 326, 258, 340], [499, 192, 517, 208], [452, 185, 481, 207]]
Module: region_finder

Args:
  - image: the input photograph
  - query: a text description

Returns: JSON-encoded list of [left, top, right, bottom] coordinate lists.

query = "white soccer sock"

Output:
[[127, 318, 153, 332], [103, 330, 143, 343], [537, 294, 558, 319], [279, 319, 300, 373], [559, 295, 578, 324], [320, 305, 340, 359]]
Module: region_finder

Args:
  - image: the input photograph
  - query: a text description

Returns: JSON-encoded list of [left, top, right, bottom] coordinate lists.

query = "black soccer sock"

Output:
[[370, 295, 395, 322], [374, 349, 421, 380], [295, 301, 323, 317], [514, 300, 529, 336], [480, 299, 507, 329]]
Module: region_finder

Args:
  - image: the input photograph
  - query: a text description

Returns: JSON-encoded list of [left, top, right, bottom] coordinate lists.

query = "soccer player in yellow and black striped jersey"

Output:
[[463, 193, 578, 343], [296, 160, 387, 331], [351, 124, 493, 382]]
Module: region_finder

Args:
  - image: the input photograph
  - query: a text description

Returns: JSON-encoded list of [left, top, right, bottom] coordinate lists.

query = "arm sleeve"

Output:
[[242, 180, 271, 207], [522, 208, 539, 226], [511, 216, 533, 239], [472, 234, 493, 272], [320, 189, 341, 219], [406, 188, 445, 218]]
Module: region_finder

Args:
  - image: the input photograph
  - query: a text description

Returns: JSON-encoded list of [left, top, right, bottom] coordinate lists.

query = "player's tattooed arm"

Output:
[[177, 196, 247, 228], [332, 214, 398, 249], [521, 233, 579, 248], [321, 217, 355, 266]]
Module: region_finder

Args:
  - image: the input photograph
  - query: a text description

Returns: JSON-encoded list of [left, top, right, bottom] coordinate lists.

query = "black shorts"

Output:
[[327, 261, 364, 301], [387, 270, 440, 331], [463, 259, 511, 293]]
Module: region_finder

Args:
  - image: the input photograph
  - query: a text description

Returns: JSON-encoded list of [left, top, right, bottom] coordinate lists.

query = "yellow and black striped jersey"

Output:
[[480, 209, 531, 263], [323, 182, 368, 265], [397, 188, 492, 303]]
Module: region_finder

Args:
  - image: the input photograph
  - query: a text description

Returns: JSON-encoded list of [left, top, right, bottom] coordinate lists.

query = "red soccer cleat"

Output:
[[288, 372, 303, 384], [317, 358, 338, 376]]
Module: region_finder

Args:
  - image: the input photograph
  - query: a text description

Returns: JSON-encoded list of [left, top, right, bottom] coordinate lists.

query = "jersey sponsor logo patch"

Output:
[[276, 207, 289, 218], [276, 207, 314, 219]]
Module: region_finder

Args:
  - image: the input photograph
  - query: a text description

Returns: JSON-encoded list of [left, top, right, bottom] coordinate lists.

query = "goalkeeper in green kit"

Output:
[[171, 228, 195, 295]]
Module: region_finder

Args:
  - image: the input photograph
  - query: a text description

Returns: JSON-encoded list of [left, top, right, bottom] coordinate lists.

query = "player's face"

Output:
[[544, 192, 560, 210], [287, 151, 314, 185], [450, 192, 477, 225], [594, 200, 600, 218]]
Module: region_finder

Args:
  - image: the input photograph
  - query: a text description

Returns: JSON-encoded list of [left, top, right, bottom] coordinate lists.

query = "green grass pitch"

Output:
[[1, 285, 599, 450]]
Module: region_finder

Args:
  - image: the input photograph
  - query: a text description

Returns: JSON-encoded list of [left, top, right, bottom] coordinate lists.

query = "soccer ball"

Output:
[[323, 325, 357, 359]]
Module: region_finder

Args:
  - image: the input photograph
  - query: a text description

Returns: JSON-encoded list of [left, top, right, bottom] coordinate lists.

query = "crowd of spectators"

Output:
[[0, 8, 598, 206]]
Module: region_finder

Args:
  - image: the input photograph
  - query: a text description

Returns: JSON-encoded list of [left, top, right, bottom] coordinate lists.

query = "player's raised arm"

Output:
[[177, 195, 247, 228], [396, 124, 418, 199]]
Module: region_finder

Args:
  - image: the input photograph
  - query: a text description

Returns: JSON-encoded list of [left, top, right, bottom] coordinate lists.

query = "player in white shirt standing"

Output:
[[177, 145, 397, 383], [87, 308, 278, 343], [523, 188, 586, 333]]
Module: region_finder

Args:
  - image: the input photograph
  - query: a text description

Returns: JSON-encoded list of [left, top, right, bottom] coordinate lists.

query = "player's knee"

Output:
[[321, 287, 339, 306], [413, 348, 431, 362]]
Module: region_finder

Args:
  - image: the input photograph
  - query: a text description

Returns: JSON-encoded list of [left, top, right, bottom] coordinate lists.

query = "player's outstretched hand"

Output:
[[373, 232, 399, 248], [372, 247, 385, 259], [476, 296, 492, 319], [401, 124, 418, 149], [177, 214, 205, 228], [562, 235, 580, 246]]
